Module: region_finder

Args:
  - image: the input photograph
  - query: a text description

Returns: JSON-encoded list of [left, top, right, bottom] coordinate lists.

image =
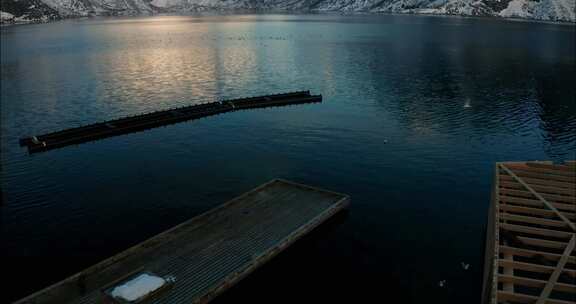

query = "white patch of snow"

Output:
[[150, 0, 179, 7], [2, 0, 575, 22], [499, 0, 534, 18], [41, 0, 152, 16], [534, 0, 575, 21], [415, 8, 441, 13], [1, 11, 15, 21], [110, 274, 166, 302]]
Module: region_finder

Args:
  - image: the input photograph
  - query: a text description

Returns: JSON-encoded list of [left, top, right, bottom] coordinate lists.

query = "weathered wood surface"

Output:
[[20, 91, 322, 153], [15, 179, 349, 304], [482, 161, 576, 304]]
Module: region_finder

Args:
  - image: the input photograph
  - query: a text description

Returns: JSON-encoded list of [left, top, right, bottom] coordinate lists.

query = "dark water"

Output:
[[1, 14, 575, 303]]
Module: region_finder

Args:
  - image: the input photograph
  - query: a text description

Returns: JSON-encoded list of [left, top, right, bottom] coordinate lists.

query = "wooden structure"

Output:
[[20, 91, 322, 153], [15, 179, 350, 304], [482, 161, 575, 304]]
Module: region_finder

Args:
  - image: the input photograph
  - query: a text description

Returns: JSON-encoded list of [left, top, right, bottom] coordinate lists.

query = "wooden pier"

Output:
[[482, 161, 575, 304], [15, 179, 350, 304], [20, 91, 322, 153]]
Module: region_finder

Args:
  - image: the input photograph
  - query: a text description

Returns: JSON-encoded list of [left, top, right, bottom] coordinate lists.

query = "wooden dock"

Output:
[[20, 91, 322, 153], [482, 161, 576, 304], [15, 179, 350, 304]]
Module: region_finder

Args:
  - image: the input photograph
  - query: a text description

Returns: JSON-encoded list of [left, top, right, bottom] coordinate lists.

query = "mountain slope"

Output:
[[1, 0, 574, 24]]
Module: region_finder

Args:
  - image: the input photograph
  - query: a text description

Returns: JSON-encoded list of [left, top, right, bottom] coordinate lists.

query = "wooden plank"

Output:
[[498, 291, 575, 304], [492, 163, 502, 304], [498, 259, 575, 276], [500, 223, 573, 239], [499, 204, 576, 221], [500, 175, 576, 190], [499, 195, 576, 212], [536, 235, 576, 304], [497, 163, 515, 298], [525, 162, 576, 173], [498, 274, 576, 294], [482, 165, 499, 304], [499, 164, 575, 232], [502, 252, 515, 294], [499, 188, 576, 205], [499, 213, 569, 229], [14, 179, 350, 304], [506, 163, 576, 178], [499, 246, 576, 265], [515, 236, 572, 251], [499, 180, 576, 197], [500, 168, 576, 183]]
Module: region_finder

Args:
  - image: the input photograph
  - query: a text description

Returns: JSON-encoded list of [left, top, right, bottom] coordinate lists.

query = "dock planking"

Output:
[[20, 91, 322, 153], [482, 161, 576, 304], [15, 179, 350, 304]]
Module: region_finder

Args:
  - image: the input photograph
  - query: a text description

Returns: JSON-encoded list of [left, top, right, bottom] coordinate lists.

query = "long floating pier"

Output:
[[15, 179, 350, 304], [20, 91, 322, 153], [482, 161, 576, 304]]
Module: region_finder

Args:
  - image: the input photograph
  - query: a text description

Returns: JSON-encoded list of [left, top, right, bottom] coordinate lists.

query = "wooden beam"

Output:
[[499, 163, 522, 298], [536, 234, 576, 304], [500, 175, 576, 190], [503, 251, 515, 293], [499, 245, 576, 264], [500, 188, 576, 205], [499, 204, 576, 221], [498, 290, 576, 304], [516, 236, 571, 250], [499, 164, 576, 232], [525, 162, 576, 173], [499, 259, 576, 276], [499, 213, 570, 229], [500, 222, 573, 239], [492, 163, 502, 304], [499, 196, 575, 212], [500, 167, 575, 183], [506, 163, 576, 178], [499, 180, 576, 197], [498, 274, 576, 294]]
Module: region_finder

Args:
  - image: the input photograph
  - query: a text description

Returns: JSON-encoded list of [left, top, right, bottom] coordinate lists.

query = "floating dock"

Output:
[[20, 91, 322, 153], [482, 161, 575, 304], [15, 179, 350, 304]]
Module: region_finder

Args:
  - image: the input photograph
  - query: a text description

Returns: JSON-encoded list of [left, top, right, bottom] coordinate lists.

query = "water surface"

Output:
[[1, 14, 575, 303]]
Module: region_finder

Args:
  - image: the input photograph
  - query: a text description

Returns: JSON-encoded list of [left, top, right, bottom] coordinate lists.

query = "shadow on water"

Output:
[[208, 210, 414, 303]]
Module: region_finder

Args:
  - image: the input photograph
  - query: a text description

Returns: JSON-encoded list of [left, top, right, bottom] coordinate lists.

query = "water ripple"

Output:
[[1, 14, 575, 304]]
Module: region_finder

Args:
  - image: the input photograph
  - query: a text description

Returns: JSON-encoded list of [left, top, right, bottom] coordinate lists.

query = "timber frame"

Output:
[[482, 161, 576, 304]]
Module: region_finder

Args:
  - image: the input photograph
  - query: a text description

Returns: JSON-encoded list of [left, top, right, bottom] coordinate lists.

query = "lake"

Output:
[[1, 14, 575, 303]]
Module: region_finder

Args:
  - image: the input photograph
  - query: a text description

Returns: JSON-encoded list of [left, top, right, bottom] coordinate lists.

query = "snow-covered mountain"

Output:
[[1, 0, 574, 24]]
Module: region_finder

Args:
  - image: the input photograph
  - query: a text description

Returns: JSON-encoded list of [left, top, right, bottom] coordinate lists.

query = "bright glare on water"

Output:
[[1, 14, 575, 303]]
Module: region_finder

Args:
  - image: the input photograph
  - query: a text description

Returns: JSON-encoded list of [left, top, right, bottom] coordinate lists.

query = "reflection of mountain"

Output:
[[1, 0, 574, 24], [359, 22, 576, 159], [534, 63, 576, 157]]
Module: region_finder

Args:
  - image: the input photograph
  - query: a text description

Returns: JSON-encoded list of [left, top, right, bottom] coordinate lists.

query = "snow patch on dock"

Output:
[[110, 273, 166, 302]]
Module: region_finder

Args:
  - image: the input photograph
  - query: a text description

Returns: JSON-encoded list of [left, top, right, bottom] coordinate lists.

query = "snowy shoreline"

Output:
[[1, 9, 575, 26]]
